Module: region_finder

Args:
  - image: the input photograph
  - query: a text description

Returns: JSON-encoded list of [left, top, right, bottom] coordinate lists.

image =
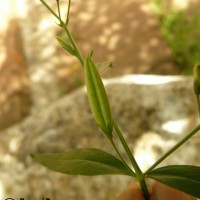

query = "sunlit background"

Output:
[[0, 0, 200, 199]]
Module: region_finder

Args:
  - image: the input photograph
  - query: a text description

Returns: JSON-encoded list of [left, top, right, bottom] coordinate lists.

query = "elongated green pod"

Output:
[[84, 56, 113, 138]]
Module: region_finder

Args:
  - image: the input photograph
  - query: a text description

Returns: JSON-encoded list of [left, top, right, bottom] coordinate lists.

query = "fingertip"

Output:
[[116, 183, 145, 200], [152, 182, 196, 200]]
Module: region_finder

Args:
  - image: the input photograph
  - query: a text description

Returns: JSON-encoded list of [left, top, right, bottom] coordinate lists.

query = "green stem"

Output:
[[109, 138, 132, 172], [40, 0, 84, 67], [144, 123, 200, 176], [40, 0, 60, 19], [113, 121, 150, 200], [140, 179, 150, 200], [61, 24, 84, 66], [66, 0, 71, 24], [56, 0, 61, 20], [113, 122, 141, 174]]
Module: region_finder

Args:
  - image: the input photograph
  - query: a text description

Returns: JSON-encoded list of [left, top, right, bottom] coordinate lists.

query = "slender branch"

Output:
[[40, 0, 60, 20], [113, 121, 141, 174], [66, 0, 72, 24], [56, 0, 61, 20], [40, 0, 84, 67], [144, 123, 200, 176], [61, 24, 84, 66], [109, 138, 133, 172], [113, 121, 150, 200], [140, 179, 150, 200]]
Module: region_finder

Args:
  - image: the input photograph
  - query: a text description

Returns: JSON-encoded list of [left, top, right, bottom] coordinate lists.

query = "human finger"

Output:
[[152, 182, 197, 200], [116, 182, 145, 200]]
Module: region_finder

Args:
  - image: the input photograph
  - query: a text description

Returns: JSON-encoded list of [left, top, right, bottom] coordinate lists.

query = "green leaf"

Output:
[[31, 148, 135, 176], [96, 61, 112, 73], [147, 165, 200, 198], [84, 56, 113, 137], [57, 37, 76, 56], [193, 64, 200, 95], [193, 64, 200, 115], [88, 49, 94, 58]]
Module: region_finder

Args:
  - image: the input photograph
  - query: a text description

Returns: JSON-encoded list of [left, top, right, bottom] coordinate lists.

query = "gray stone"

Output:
[[0, 75, 199, 200]]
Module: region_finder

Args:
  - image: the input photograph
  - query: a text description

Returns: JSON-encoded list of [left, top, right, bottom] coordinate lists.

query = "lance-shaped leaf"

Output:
[[96, 61, 112, 74], [57, 37, 76, 56], [31, 148, 135, 176], [147, 165, 200, 198], [84, 56, 113, 137]]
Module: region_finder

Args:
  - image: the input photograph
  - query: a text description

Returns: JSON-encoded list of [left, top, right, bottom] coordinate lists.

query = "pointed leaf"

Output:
[[147, 165, 200, 198], [57, 37, 76, 56], [88, 49, 94, 57], [31, 148, 135, 176], [84, 56, 113, 137], [96, 61, 112, 73]]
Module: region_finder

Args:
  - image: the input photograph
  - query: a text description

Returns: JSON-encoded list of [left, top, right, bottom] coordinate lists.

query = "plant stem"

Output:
[[56, 0, 61, 20], [113, 121, 150, 200], [40, 0, 60, 19], [109, 138, 133, 174], [140, 179, 150, 200], [113, 122, 141, 174], [40, 0, 84, 67], [61, 24, 84, 66], [66, 0, 71, 24], [144, 123, 200, 175]]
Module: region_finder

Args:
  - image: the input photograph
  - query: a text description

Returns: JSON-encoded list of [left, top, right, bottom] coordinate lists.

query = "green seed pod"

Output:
[[84, 56, 113, 138], [193, 64, 200, 95]]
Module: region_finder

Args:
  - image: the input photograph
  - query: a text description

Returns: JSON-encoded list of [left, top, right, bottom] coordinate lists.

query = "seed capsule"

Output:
[[84, 56, 113, 138]]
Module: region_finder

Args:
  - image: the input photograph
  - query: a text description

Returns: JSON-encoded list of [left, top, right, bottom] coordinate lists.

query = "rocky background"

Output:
[[0, 0, 199, 199]]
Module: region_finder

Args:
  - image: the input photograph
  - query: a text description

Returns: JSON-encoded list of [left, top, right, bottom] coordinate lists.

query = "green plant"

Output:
[[151, 0, 200, 74], [32, 1, 200, 200]]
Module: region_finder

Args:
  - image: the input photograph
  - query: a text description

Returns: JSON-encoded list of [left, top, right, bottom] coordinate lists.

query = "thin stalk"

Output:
[[40, 0, 60, 20], [40, 0, 84, 67], [56, 0, 61, 20], [144, 123, 200, 176], [140, 179, 150, 200], [113, 121, 150, 200], [62, 24, 84, 67], [113, 121, 141, 174], [66, 0, 71, 24], [109, 138, 133, 173]]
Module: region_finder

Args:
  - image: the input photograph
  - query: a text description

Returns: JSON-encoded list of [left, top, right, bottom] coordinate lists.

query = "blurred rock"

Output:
[[0, 19, 31, 131], [0, 75, 199, 200]]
